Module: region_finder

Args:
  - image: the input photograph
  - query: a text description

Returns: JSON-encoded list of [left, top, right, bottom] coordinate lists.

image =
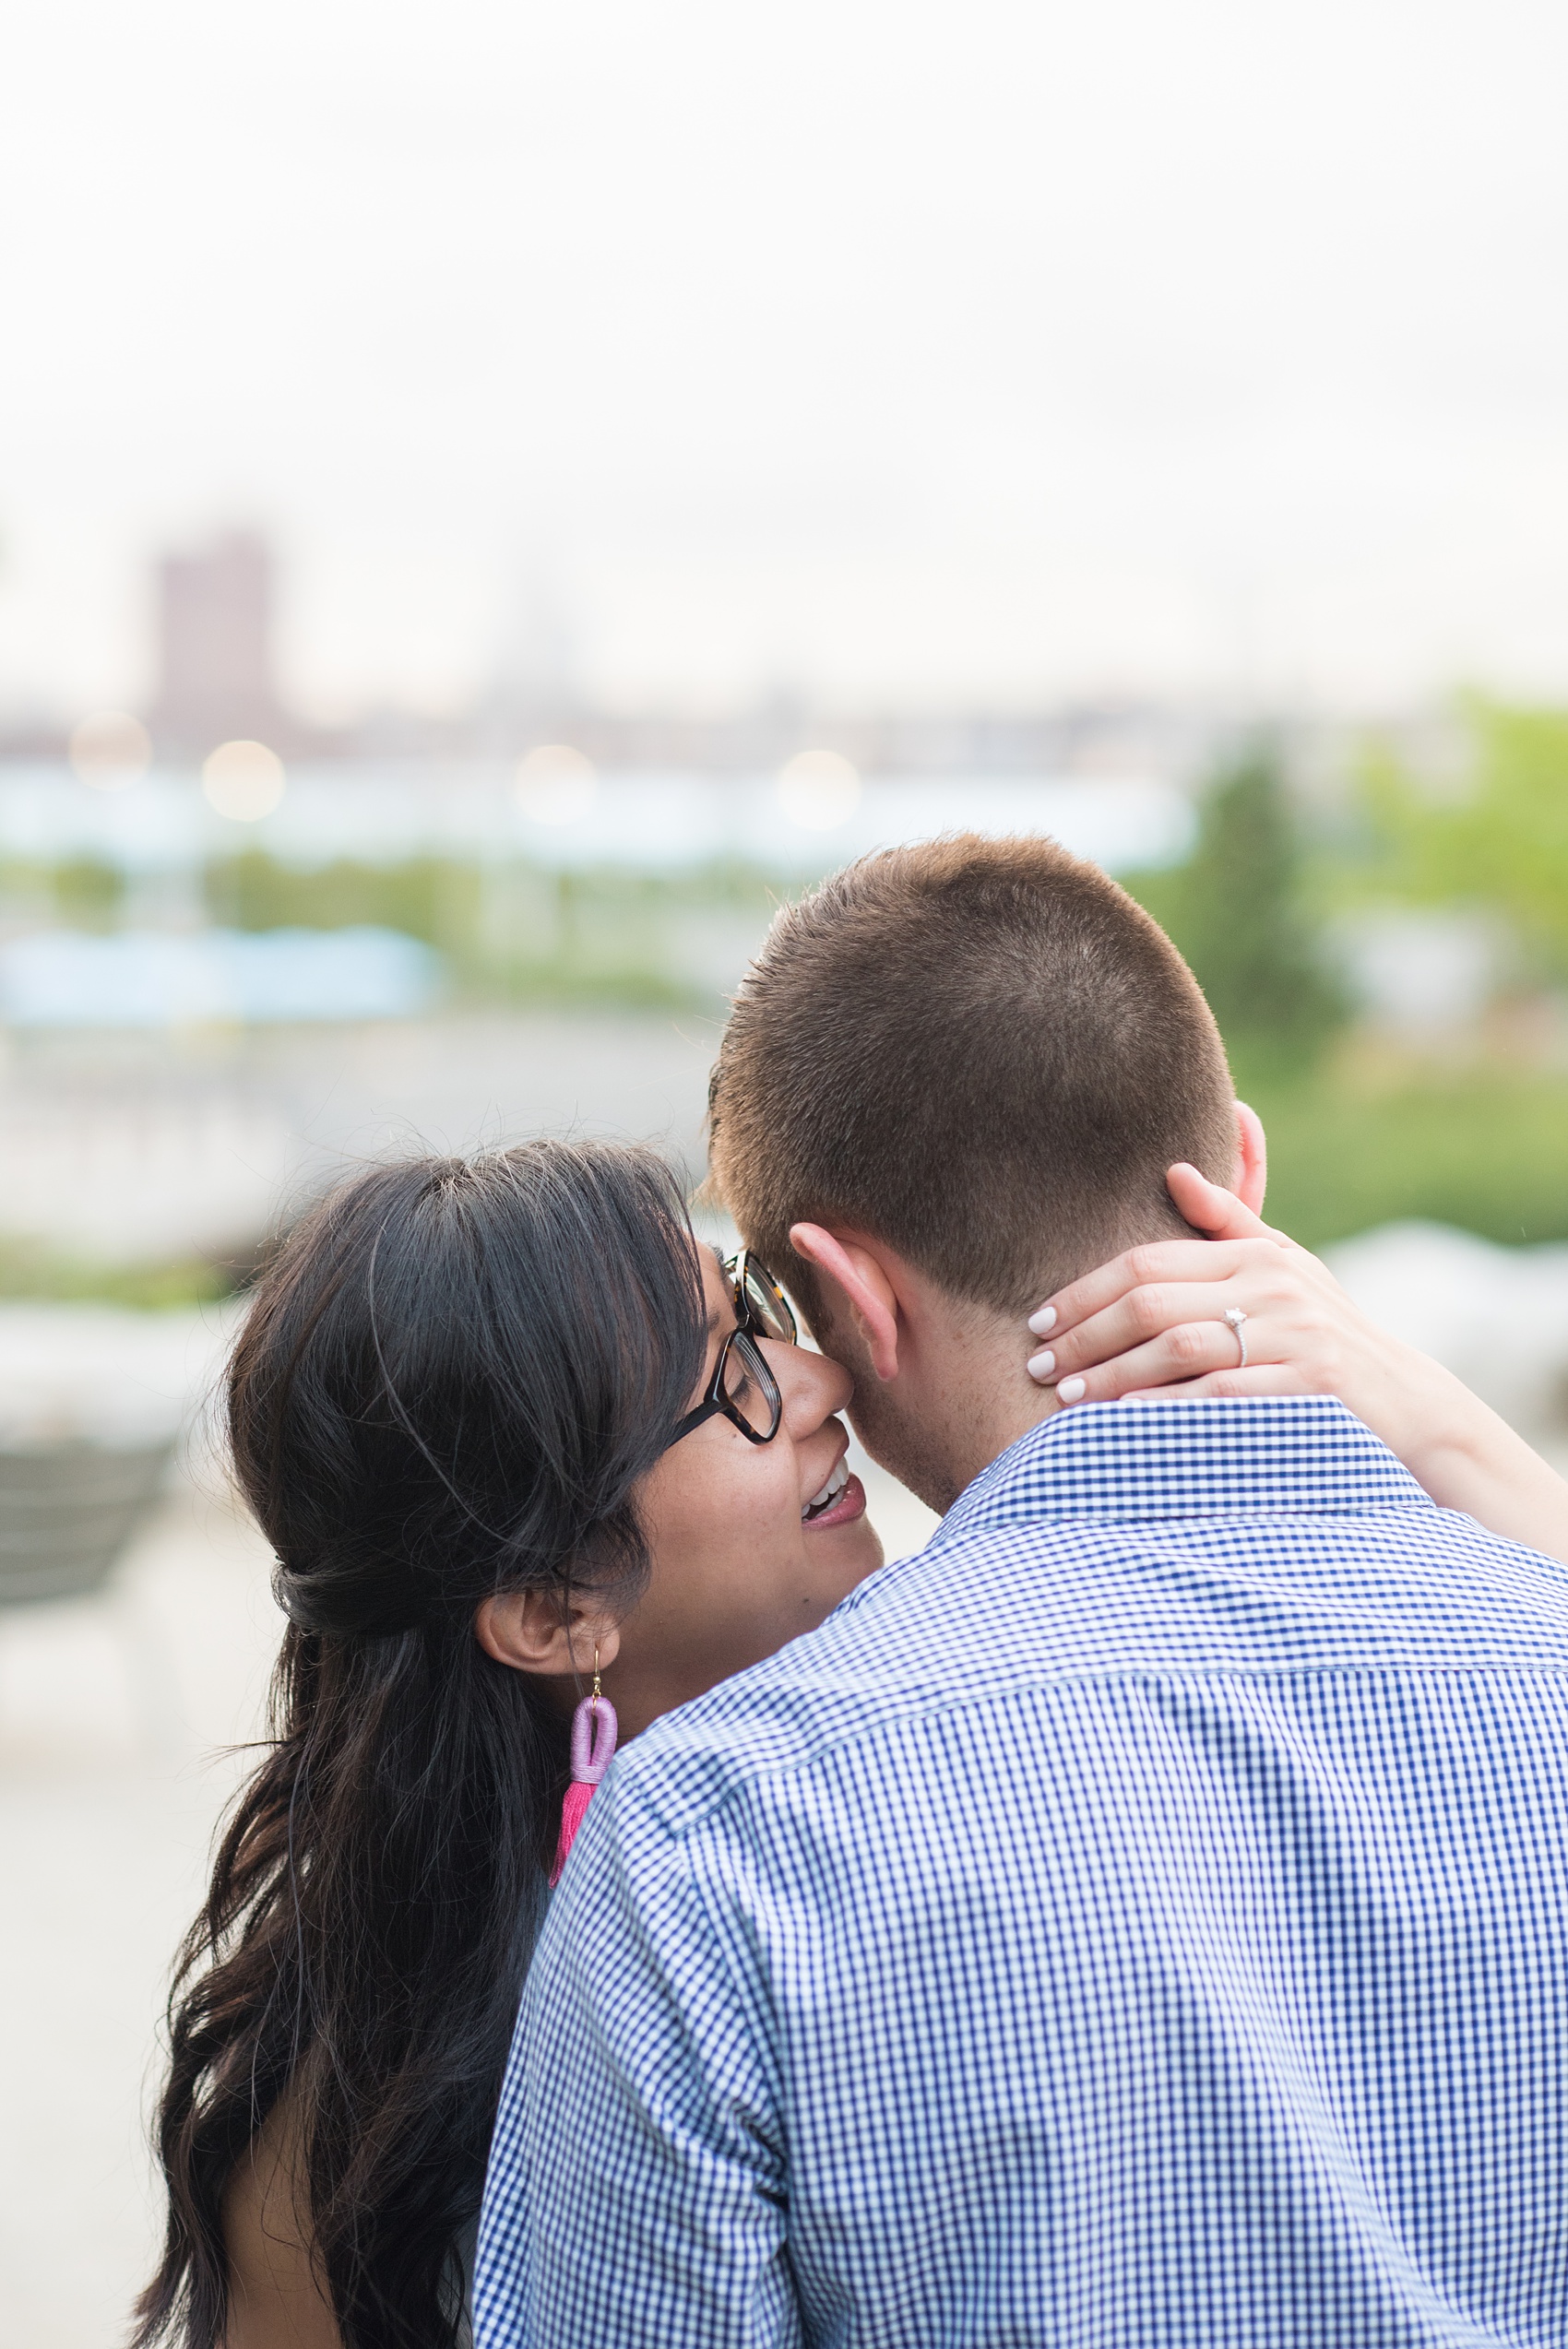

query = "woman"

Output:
[[135, 1139, 1568, 2349], [135, 1142, 881, 2349]]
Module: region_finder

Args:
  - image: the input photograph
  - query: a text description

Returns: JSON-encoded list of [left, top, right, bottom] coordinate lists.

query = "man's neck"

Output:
[[852, 1308, 1062, 1518]]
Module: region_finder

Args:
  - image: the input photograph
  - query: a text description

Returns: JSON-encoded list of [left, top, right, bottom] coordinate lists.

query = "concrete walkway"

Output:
[[0, 1477, 278, 2348]]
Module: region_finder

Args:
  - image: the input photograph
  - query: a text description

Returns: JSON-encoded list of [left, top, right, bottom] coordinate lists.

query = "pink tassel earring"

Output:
[[548, 1647, 618, 1888]]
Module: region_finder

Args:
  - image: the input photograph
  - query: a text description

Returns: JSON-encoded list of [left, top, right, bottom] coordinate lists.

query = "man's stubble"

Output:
[[804, 1293, 972, 1520]]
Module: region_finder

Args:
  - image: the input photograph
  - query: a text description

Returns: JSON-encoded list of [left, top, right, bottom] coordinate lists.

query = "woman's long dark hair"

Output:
[[133, 1141, 706, 2349]]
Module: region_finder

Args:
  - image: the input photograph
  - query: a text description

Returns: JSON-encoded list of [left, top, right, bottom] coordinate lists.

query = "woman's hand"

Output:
[[1025, 1161, 1568, 1568], [1025, 1164, 1445, 1454]]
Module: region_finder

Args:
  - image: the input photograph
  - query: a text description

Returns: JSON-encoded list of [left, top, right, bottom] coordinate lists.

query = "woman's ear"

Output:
[[474, 1589, 622, 1681], [789, 1224, 901, 1382]]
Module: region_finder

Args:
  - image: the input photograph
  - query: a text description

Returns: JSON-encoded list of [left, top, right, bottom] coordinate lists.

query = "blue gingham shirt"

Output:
[[478, 1397, 1568, 2346]]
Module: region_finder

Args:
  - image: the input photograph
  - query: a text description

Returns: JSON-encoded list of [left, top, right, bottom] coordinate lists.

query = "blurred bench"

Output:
[[0, 1441, 173, 1607]]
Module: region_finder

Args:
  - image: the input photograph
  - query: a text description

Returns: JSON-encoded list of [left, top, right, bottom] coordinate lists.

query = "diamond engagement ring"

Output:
[[1222, 1306, 1249, 1369]]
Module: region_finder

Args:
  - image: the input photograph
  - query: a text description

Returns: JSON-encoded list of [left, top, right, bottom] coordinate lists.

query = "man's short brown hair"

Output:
[[707, 832, 1236, 1318]]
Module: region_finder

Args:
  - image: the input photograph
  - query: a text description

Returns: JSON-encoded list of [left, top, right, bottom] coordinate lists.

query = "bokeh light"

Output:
[[778, 750, 861, 830], [201, 740, 286, 823], [67, 711, 152, 791], [515, 744, 598, 825]]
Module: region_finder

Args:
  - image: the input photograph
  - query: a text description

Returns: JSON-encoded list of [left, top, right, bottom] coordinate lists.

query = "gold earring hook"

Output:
[[592, 1643, 601, 1709]]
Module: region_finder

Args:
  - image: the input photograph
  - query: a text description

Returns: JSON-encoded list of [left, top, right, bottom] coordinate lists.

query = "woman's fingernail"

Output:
[[1028, 1305, 1057, 1335], [1027, 1347, 1055, 1381], [1057, 1376, 1087, 1404]]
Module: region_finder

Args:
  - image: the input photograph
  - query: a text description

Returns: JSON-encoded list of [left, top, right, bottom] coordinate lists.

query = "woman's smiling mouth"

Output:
[[802, 1456, 866, 1528]]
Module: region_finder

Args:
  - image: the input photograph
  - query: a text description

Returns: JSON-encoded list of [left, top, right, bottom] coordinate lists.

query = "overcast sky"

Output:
[[4, 0, 1568, 719]]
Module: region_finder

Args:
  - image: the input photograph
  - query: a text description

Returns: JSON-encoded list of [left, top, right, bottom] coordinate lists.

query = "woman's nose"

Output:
[[766, 1335, 853, 1430]]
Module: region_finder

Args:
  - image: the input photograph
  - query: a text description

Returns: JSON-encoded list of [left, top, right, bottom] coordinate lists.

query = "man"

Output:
[[478, 835, 1568, 2344]]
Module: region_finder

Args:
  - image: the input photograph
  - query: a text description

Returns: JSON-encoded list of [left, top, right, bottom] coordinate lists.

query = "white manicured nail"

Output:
[[1027, 1347, 1055, 1381], [1057, 1376, 1087, 1404], [1028, 1306, 1057, 1335]]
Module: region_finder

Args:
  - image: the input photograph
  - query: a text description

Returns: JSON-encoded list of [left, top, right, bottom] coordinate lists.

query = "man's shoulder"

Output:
[[603, 1412, 1568, 1857]]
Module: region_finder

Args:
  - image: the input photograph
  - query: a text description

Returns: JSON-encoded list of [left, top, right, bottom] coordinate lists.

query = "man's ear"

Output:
[[789, 1224, 900, 1382], [1233, 1100, 1267, 1214], [474, 1589, 622, 1681]]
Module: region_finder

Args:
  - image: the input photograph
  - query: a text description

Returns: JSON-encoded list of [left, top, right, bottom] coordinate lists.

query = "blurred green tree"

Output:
[[53, 855, 123, 930], [1130, 748, 1343, 1073], [204, 849, 481, 954], [1361, 698, 1568, 979]]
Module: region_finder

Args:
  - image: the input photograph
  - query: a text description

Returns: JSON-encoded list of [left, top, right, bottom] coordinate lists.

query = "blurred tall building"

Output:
[[150, 529, 284, 754]]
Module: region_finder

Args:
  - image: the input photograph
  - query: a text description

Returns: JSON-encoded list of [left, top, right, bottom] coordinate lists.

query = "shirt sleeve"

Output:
[[475, 1771, 797, 2349]]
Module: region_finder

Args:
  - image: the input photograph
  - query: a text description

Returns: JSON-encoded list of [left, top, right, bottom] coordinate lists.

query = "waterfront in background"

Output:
[[0, 761, 1195, 881]]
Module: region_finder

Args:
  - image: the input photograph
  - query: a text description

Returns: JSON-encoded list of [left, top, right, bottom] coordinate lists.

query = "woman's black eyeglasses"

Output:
[[667, 1251, 798, 1449]]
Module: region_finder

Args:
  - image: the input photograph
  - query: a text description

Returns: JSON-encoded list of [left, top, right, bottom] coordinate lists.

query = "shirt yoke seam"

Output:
[[842, 1500, 1538, 1615], [639, 1659, 1568, 1850]]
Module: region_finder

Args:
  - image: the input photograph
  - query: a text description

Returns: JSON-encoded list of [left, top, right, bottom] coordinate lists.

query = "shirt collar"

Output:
[[939, 1394, 1434, 1544]]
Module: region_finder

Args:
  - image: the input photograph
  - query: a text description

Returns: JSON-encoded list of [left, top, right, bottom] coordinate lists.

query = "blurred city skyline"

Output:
[[5, 0, 1568, 729], [12, 525, 1230, 777]]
